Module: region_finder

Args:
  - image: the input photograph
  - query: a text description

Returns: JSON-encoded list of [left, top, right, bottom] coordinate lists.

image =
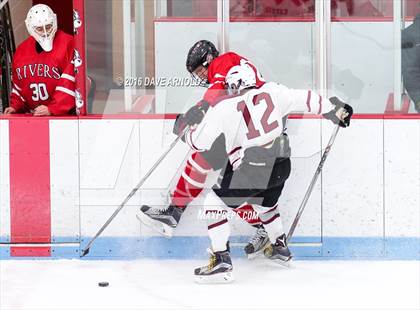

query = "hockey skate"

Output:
[[263, 234, 293, 267], [194, 248, 234, 284], [136, 205, 184, 238], [244, 226, 270, 259]]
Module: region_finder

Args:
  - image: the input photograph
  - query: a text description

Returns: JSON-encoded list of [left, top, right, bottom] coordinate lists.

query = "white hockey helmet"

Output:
[[25, 4, 57, 52], [225, 63, 256, 94]]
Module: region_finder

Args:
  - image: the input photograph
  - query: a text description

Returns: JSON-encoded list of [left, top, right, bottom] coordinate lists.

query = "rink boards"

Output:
[[0, 115, 419, 259]]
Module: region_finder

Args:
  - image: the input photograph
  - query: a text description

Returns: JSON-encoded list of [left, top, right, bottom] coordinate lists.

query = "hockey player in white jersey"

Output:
[[188, 63, 353, 283]]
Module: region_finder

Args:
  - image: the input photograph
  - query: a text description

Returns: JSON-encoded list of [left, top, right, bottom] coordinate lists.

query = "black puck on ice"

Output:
[[98, 282, 109, 287]]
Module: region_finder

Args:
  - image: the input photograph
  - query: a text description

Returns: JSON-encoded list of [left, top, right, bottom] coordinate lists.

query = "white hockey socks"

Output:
[[203, 191, 230, 252]]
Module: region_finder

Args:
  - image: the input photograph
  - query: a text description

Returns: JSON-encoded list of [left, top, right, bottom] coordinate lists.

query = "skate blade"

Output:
[[136, 213, 173, 238], [247, 243, 270, 260], [266, 256, 293, 268], [247, 248, 266, 260], [194, 272, 234, 284]]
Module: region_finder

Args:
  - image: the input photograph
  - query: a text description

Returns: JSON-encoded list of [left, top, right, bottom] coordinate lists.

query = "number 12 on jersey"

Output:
[[237, 92, 279, 140]]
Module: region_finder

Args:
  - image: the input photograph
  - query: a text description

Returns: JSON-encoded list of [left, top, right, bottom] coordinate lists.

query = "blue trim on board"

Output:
[[0, 236, 418, 260]]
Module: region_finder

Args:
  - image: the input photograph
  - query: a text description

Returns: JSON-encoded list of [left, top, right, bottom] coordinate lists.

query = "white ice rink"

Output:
[[1, 259, 419, 310]]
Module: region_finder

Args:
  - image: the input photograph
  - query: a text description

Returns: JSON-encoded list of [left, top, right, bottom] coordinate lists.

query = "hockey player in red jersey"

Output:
[[189, 64, 352, 283], [4, 4, 75, 116], [138, 41, 269, 252], [186, 40, 265, 103]]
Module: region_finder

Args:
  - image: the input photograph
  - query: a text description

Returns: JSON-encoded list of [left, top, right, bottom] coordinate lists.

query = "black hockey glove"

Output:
[[173, 114, 187, 136], [184, 101, 210, 126], [323, 97, 353, 128], [172, 101, 210, 137]]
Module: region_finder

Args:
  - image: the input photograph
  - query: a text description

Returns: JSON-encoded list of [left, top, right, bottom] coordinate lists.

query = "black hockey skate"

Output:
[[244, 226, 270, 259], [136, 204, 184, 238], [263, 234, 293, 267], [195, 247, 234, 284]]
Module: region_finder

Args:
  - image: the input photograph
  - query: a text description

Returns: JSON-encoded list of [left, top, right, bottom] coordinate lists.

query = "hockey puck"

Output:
[[98, 282, 109, 287]]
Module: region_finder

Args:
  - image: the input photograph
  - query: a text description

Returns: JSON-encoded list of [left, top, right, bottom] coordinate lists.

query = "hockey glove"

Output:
[[173, 101, 210, 137], [173, 114, 187, 136], [184, 101, 210, 126], [323, 97, 353, 128]]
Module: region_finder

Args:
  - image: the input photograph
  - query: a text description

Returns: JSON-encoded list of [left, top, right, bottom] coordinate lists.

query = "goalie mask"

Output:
[[225, 64, 256, 94], [25, 4, 57, 52], [186, 40, 219, 86]]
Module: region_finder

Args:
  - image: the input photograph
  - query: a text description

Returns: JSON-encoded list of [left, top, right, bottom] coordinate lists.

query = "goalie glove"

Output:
[[173, 101, 210, 136], [323, 97, 353, 128]]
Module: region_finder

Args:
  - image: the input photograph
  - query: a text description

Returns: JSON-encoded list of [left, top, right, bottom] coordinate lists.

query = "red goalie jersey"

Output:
[[10, 30, 76, 115], [204, 52, 265, 105]]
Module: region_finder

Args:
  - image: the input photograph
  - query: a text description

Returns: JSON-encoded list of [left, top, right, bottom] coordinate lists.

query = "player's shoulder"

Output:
[[208, 52, 244, 78], [54, 30, 74, 46], [15, 36, 36, 56], [253, 82, 290, 98], [212, 52, 242, 65], [260, 81, 285, 91], [219, 51, 241, 59]]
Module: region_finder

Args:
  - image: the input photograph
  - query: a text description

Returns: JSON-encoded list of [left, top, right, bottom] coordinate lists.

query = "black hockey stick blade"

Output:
[[81, 247, 90, 257]]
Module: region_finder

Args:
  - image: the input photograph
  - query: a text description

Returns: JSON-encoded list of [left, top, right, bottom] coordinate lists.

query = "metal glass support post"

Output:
[[155, 0, 167, 19], [314, 0, 331, 246], [315, 0, 330, 98], [135, 1, 145, 80], [393, 0, 403, 111], [123, 0, 133, 112], [223, 0, 230, 53], [217, 0, 229, 53]]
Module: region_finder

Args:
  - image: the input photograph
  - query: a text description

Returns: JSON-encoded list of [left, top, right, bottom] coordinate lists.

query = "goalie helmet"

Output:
[[225, 63, 256, 94], [25, 4, 57, 52]]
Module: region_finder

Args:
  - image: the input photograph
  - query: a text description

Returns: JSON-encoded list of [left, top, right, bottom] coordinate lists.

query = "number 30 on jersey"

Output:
[[29, 83, 49, 101]]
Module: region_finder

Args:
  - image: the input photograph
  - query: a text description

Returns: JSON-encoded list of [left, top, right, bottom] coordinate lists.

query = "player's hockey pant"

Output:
[[171, 135, 261, 225], [214, 157, 291, 209], [204, 157, 291, 247]]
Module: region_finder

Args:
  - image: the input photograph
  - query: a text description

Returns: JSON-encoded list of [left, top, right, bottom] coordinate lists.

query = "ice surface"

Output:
[[1, 259, 419, 310]]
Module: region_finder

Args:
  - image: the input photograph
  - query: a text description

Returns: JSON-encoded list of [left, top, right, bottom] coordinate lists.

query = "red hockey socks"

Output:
[[171, 152, 212, 208]]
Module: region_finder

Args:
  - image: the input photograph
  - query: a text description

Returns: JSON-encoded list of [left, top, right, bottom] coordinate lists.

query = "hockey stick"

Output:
[[0, 1, 9, 12], [286, 124, 340, 242], [81, 128, 187, 257], [0, 2, 14, 112]]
